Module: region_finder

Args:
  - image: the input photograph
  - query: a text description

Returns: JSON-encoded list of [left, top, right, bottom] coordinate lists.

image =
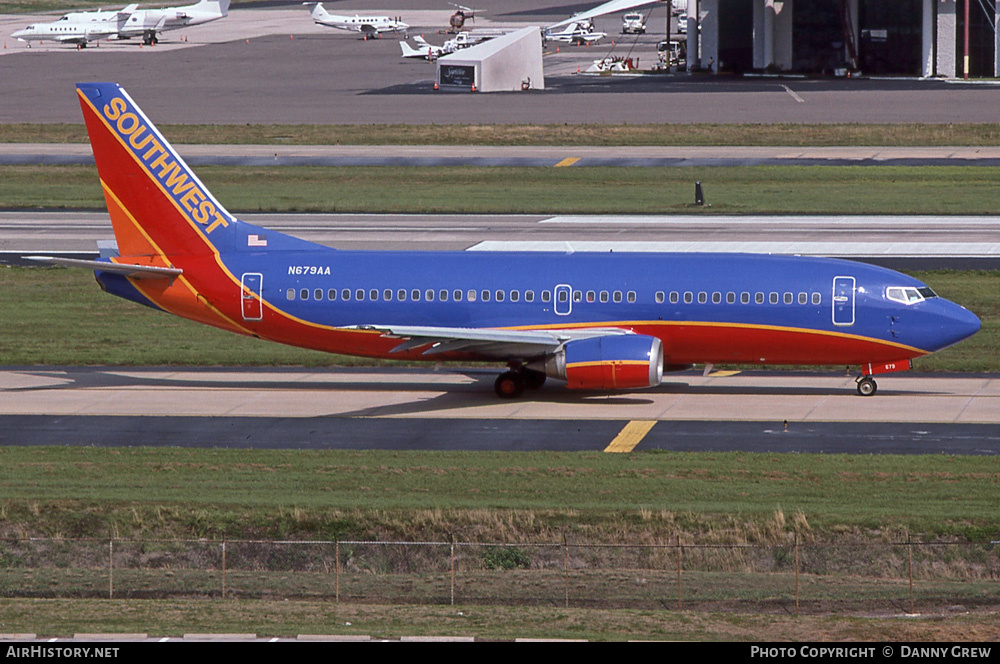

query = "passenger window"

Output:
[[314, 288, 323, 301], [741, 292, 750, 304], [655, 291, 664, 304], [439, 289, 448, 301], [467, 289, 477, 302], [684, 292, 693, 304], [355, 289, 365, 301], [397, 289, 407, 301], [784, 292, 793, 304], [627, 291, 636, 303], [712, 292, 721, 304], [669, 292, 679, 304], [328, 289, 338, 301], [769, 292, 779, 304], [798, 292, 807, 304], [613, 291, 623, 303], [370, 289, 379, 301], [812, 292, 821, 305], [726, 292, 736, 304], [286, 289, 295, 301], [697, 292, 707, 304], [600, 291, 609, 303], [411, 289, 421, 301], [425, 289, 435, 301], [496, 290, 505, 302], [384, 289, 393, 301], [342, 289, 351, 301], [541, 291, 550, 303], [573, 290, 582, 302], [453, 289, 463, 302], [482, 290, 491, 302], [300, 289, 309, 301], [510, 290, 519, 302], [557, 290, 567, 303], [525, 291, 534, 302], [755, 292, 765, 304]]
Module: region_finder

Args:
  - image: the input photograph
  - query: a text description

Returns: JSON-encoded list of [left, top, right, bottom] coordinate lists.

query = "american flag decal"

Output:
[[248, 234, 268, 247]]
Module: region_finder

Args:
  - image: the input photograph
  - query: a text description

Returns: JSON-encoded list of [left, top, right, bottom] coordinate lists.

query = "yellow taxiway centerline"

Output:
[[604, 420, 657, 453]]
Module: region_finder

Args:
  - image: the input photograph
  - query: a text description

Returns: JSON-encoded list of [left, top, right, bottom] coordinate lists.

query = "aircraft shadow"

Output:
[[4, 366, 949, 419]]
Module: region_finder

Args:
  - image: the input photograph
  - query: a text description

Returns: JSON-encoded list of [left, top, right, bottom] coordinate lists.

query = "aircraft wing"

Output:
[[547, 0, 658, 31], [352, 324, 632, 360]]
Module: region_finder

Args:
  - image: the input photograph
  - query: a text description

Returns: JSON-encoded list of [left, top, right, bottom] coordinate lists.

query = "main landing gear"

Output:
[[494, 367, 546, 399], [855, 375, 877, 397]]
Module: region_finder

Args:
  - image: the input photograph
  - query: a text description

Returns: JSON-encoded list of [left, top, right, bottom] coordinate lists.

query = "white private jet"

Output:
[[117, 0, 230, 45], [12, 0, 229, 47], [400, 35, 447, 59], [399, 29, 504, 60], [544, 20, 606, 45], [309, 3, 408, 38], [12, 5, 136, 47]]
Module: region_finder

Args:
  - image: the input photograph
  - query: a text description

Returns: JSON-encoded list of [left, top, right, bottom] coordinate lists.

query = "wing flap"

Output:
[[352, 324, 632, 361]]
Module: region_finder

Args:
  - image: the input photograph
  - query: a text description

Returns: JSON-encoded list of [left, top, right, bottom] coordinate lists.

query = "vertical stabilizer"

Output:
[[77, 82, 238, 260]]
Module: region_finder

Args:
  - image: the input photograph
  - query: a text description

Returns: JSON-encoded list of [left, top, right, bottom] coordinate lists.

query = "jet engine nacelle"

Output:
[[535, 335, 664, 390]]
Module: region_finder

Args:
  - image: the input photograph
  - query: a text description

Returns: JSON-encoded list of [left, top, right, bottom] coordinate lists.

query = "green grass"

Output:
[[7, 122, 1000, 147], [7, 164, 1000, 214], [1, 266, 995, 370], [1, 447, 998, 540]]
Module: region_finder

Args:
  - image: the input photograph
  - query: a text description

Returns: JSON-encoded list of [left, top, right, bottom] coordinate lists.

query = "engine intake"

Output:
[[532, 335, 664, 390]]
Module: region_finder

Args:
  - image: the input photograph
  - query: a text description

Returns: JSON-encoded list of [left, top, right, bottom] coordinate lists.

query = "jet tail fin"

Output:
[[76, 82, 238, 262]]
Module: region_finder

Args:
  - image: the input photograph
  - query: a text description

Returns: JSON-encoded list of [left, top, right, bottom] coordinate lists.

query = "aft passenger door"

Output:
[[241, 272, 263, 321], [832, 276, 855, 327]]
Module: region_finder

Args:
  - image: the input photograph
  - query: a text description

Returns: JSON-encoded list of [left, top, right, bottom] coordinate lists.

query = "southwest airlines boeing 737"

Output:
[[46, 83, 981, 399]]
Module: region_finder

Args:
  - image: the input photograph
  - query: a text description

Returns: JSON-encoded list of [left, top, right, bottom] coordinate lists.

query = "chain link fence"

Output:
[[0, 538, 996, 614]]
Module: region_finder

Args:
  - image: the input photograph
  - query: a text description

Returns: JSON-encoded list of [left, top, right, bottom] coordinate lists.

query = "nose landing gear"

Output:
[[855, 375, 877, 396]]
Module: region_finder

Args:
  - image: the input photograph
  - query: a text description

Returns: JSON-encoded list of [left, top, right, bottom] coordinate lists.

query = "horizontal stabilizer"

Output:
[[27, 256, 183, 279]]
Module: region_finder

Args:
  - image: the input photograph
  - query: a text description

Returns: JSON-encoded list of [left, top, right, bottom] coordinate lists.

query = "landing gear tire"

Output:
[[856, 376, 877, 397], [494, 371, 525, 399]]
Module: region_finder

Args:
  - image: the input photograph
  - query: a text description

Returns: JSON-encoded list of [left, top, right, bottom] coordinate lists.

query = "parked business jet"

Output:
[[309, 3, 408, 38], [400, 35, 447, 59], [116, 0, 230, 45], [46, 83, 981, 399], [544, 20, 606, 45], [12, 0, 228, 47], [12, 6, 136, 47]]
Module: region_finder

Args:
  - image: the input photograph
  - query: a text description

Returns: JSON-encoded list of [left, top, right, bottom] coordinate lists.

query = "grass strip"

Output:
[[6, 122, 1000, 147], [1, 447, 998, 540], [0, 267, 996, 370], [6, 164, 1000, 214]]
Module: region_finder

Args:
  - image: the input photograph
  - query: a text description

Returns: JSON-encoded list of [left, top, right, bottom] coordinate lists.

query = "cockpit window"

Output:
[[886, 286, 935, 305]]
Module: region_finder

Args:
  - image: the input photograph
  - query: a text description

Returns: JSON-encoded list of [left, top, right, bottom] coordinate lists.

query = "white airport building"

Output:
[[682, 0, 1000, 78]]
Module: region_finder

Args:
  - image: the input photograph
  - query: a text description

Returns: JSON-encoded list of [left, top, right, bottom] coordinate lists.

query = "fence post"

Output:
[[676, 535, 682, 610], [907, 532, 914, 614], [564, 536, 569, 608], [450, 542, 455, 606], [335, 540, 340, 604], [108, 539, 113, 600], [221, 540, 226, 599], [794, 532, 800, 616]]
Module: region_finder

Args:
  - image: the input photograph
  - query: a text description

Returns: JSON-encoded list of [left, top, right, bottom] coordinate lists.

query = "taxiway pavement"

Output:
[[2, 367, 998, 453], [4, 5, 1000, 124]]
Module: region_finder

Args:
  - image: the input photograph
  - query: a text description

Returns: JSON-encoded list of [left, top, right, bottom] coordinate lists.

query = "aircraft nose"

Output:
[[926, 299, 981, 352]]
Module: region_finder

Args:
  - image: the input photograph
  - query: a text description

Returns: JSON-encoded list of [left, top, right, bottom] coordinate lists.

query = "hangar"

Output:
[[683, 0, 1000, 78]]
